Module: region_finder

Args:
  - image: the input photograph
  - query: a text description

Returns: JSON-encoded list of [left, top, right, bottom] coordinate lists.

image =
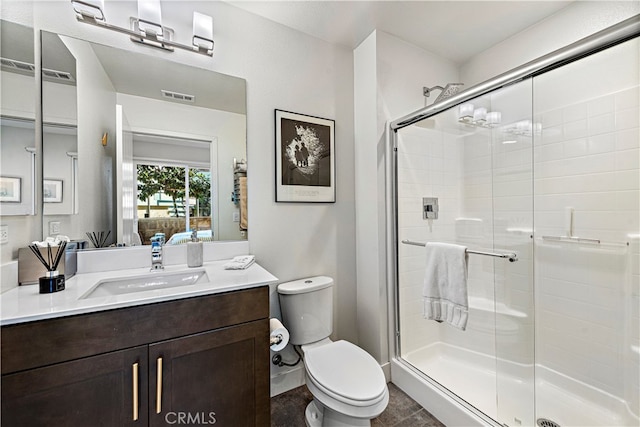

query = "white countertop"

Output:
[[0, 260, 277, 326]]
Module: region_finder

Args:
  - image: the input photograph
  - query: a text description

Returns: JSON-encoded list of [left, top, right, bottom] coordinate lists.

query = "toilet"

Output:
[[277, 276, 389, 427]]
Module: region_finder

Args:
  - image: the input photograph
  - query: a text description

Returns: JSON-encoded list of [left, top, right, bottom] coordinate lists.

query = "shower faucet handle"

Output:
[[423, 197, 439, 220]]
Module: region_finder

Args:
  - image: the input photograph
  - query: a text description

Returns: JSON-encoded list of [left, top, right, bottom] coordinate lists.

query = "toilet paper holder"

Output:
[[269, 318, 290, 352]]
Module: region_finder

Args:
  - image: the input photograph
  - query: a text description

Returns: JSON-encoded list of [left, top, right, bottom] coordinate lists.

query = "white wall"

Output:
[[353, 31, 382, 364], [354, 30, 459, 364], [42, 81, 78, 226], [42, 80, 77, 126], [461, 1, 640, 86], [1, 70, 38, 264], [60, 36, 116, 243], [1, 70, 36, 120], [42, 129, 75, 216], [0, 123, 36, 217]]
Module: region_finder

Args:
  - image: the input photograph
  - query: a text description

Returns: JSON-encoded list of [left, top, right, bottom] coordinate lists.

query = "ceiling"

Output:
[[89, 41, 247, 114], [37, 31, 247, 114], [0, 20, 34, 64], [226, 0, 574, 64]]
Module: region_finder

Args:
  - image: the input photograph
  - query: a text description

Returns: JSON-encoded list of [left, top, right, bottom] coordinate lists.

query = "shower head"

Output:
[[423, 83, 464, 104]]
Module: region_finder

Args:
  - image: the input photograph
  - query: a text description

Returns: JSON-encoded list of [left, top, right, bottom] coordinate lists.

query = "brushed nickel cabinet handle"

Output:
[[156, 357, 163, 414], [132, 362, 139, 421]]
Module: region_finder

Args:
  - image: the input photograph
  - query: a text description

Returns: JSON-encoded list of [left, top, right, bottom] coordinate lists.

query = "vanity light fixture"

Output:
[[136, 0, 163, 39], [71, 0, 105, 21], [193, 12, 214, 53], [70, 0, 214, 57], [458, 105, 501, 128]]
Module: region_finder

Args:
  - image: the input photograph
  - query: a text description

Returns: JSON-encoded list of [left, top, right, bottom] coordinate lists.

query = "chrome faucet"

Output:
[[151, 241, 164, 270]]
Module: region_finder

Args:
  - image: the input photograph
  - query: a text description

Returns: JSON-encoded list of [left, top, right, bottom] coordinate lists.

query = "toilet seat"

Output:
[[304, 340, 387, 407]]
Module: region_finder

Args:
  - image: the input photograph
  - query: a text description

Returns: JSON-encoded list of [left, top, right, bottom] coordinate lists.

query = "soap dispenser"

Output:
[[187, 229, 203, 268]]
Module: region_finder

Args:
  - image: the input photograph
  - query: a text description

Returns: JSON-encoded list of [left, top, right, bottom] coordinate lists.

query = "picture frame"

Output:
[[43, 179, 63, 203], [275, 109, 335, 203], [0, 176, 21, 203]]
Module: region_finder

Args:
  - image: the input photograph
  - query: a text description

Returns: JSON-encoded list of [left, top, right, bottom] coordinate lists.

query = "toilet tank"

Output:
[[277, 276, 333, 345]]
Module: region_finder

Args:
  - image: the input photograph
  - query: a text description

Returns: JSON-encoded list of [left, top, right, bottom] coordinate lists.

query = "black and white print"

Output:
[[275, 110, 335, 203]]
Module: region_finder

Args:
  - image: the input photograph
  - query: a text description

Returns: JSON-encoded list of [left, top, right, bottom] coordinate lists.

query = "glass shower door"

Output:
[[531, 36, 640, 427], [489, 81, 535, 427], [396, 79, 535, 426]]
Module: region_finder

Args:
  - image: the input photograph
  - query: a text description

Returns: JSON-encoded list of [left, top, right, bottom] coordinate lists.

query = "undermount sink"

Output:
[[80, 269, 210, 299]]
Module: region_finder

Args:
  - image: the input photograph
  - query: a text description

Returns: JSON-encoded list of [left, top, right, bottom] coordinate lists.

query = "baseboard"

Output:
[[381, 361, 391, 382], [270, 365, 305, 397]]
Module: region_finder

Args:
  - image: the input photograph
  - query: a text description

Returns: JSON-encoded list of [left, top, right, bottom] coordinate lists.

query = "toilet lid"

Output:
[[304, 340, 386, 403]]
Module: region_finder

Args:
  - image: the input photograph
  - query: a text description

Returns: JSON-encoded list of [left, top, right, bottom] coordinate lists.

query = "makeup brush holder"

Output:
[[39, 272, 65, 294]]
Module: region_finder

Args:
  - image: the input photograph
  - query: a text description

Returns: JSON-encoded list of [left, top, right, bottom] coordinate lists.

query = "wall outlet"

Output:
[[0, 225, 8, 245], [49, 221, 61, 235]]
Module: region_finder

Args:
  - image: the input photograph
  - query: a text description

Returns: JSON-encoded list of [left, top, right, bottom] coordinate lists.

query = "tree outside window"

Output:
[[137, 165, 211, 218]]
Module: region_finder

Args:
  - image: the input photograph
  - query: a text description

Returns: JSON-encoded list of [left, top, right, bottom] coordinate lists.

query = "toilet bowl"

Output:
[[303, 339, 388, 426], [277, 277, 389, 427]]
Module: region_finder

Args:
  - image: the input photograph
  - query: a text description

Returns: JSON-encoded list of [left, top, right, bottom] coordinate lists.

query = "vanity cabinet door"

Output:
[[1, 346, 148, 427], [149, 319, 270, 427]]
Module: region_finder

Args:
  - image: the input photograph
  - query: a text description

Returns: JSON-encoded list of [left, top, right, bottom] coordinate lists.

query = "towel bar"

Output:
[[541, 235, 629, 246], [401, 240, 518, 262]]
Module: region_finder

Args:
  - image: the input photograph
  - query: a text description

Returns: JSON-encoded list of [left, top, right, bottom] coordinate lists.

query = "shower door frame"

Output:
[[387, 14, 640, 426]]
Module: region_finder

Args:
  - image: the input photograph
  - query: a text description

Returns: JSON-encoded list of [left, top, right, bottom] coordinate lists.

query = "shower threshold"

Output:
[[403, 342, 637, 427]]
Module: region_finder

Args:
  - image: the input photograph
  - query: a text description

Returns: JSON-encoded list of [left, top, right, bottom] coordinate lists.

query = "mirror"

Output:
[[41, 31, 247, 247], [0, 20, 36, 217], [41, 31, 78, 221]]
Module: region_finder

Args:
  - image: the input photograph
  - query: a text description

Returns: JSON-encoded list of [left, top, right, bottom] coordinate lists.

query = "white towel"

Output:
[[223, 255, 255, 270], [422, 242, 469, 330]]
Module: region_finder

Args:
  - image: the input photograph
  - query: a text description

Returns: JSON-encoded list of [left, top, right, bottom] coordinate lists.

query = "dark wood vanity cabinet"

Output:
[[2, 346, 150, 426], [1, 287, 270, 427]]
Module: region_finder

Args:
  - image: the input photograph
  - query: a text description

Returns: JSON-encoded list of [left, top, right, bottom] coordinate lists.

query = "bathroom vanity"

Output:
[[0, 261, 275, 427]]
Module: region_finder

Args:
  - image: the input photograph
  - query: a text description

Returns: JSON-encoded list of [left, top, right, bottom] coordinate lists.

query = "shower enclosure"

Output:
[[389, 16, 639, 427]]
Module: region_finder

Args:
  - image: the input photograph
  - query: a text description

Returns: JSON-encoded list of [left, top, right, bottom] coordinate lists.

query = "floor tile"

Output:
[[271, 382, 445, 427]]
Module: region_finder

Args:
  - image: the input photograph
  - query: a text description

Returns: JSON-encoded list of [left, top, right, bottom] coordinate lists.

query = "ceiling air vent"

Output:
[[42, 68, 75, 83], [1, 58, 75, 85], [161, 90, 195, 103], [1, 57, 36, 73]]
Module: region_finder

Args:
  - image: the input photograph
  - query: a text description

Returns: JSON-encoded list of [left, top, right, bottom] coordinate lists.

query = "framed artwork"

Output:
[[43, 179, 63, 203], [0, 177, 21, 203], [275, 109, 335, 203]]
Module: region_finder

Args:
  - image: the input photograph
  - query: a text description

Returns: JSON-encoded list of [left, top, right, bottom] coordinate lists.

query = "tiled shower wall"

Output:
[[397, 111, 514, 360], [397, 117, 464, 355], [397, 95, 535, 362], [532, 38, 639, 405]]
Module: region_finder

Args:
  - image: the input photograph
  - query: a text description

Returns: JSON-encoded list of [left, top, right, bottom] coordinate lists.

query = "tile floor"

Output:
[[271, 382, 445, 427]]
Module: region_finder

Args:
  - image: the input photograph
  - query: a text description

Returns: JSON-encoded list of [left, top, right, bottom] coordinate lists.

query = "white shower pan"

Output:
[[402, 342, 638, 427]]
